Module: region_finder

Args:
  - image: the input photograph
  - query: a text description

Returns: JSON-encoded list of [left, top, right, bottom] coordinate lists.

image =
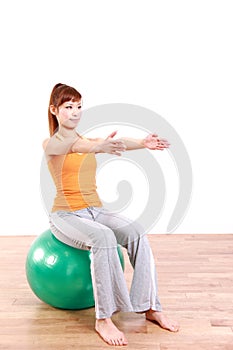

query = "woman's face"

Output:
[[52, 99, 82, 128]]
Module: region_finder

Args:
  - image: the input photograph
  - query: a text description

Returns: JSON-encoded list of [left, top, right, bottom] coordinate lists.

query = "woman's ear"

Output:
[[50, 105, 57, 115]]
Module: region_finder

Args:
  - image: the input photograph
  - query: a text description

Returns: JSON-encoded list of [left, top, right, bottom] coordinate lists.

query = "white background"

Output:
[[0, 0, 232, 235]]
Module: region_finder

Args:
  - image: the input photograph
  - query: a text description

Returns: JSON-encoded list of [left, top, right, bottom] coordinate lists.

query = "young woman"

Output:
[[43, 83, 179, 346]]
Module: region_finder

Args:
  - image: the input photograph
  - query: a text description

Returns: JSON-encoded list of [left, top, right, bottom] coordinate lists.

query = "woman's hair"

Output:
[[48, 83, 82, 136]]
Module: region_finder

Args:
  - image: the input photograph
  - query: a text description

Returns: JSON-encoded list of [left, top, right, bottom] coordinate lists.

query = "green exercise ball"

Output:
[[25, 229, 124, 310]]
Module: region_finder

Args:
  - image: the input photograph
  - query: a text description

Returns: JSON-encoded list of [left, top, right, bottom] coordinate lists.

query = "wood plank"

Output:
[[1, 234, 233, 349]]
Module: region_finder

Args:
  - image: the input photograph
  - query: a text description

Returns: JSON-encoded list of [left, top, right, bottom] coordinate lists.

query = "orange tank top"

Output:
[[48, 153, 102, 212]]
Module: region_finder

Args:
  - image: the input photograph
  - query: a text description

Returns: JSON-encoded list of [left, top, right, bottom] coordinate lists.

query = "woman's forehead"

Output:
[[62, 99, 82, 106]]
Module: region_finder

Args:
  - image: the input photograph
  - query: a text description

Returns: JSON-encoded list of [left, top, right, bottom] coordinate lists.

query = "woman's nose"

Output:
[[72, 107, 81, 116]]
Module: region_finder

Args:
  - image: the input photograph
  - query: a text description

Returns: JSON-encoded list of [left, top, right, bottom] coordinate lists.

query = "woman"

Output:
[[43, 83, 179, 346]]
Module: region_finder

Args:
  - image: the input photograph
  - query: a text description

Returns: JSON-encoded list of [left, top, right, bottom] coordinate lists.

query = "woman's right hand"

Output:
[[98, 138, 126, 156]]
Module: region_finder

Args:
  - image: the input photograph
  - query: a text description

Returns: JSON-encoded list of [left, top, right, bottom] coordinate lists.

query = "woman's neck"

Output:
[[57, 125, 78, 139]]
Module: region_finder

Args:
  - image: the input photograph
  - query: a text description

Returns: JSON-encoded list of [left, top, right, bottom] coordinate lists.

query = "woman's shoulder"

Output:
[[42, 135, 58, 154], [42, 134, 59, 149], [42, 134, 78, 158], [42, 138, 50, 151]]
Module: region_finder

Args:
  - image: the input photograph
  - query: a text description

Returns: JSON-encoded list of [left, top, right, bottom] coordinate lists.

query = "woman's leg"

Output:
[[92, 207, 162, 312], [93, 207, 179, 333], [49, 210, 133, 318], [50, 210, 130, 345]]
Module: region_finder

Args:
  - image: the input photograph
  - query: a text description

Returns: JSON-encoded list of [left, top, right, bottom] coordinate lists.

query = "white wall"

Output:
[[0, 0, 232, 235]]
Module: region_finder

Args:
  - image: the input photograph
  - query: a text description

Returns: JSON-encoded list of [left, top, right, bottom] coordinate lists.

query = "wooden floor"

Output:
[[0, 234, 233, 350]]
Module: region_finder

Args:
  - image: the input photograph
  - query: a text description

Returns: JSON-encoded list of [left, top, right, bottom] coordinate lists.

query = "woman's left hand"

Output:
[[143, 133, 170, 150]]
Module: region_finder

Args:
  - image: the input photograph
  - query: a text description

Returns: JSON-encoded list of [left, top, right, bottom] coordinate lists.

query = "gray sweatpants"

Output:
[[49, 206, 162, 319]]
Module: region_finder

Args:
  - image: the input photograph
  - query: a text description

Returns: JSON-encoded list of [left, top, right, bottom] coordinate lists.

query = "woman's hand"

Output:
[[98, 138, 126, 156], [143, 133, 170, 150], [97, 130, 126, 156]]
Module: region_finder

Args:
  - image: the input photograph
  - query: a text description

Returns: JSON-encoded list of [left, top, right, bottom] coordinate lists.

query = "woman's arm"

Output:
[[120, 134, 170, 151], [120, 137, 145, 150], [43, 134, 126, 157], [71, 136, 126, 155]]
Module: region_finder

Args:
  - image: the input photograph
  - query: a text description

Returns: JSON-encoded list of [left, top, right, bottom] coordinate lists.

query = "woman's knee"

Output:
[[91, 227, 118, 249], [117, 220, 145, 247]]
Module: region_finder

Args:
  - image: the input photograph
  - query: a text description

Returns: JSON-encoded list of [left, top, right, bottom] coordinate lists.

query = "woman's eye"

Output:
[[65, 106, 72, 109], [78, 106, 82, 109]]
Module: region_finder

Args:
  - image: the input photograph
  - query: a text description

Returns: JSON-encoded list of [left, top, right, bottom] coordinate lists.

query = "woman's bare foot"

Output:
[[146, 310, 180, 332], [95, 318, 128, 346]]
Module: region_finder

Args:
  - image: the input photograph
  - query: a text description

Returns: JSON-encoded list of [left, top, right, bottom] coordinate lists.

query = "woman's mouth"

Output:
[[70, 118, 80, 123]]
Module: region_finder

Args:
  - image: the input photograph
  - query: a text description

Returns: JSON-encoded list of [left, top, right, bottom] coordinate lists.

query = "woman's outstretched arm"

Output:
[[120, 134, 170, 151]]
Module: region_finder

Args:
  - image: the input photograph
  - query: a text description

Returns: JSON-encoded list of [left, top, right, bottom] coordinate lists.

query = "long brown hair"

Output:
[[48, 83, 82, 136]]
